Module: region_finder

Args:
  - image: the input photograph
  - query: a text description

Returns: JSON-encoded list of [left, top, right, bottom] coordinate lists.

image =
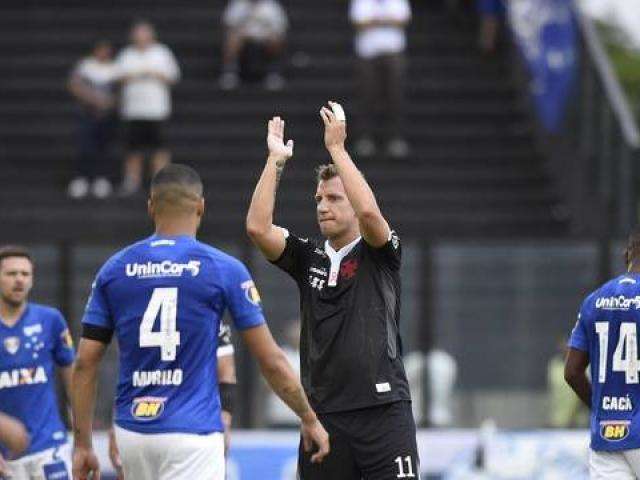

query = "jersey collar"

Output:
[[0, 303, 30, 331], [324, 236, 362, 287]]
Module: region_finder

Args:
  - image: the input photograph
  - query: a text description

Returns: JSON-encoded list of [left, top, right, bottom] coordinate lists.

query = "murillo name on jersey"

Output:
[[82, 234, 265, 435]]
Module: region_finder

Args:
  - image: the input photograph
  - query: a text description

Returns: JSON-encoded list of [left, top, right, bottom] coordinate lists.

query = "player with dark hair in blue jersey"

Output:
[[566, 229, 640, 479], [0, 246, 75, 480], [70, 164, 329, 480]]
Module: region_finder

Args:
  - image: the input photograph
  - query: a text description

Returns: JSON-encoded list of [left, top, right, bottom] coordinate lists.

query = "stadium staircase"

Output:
[[0, 0, 568, 243]]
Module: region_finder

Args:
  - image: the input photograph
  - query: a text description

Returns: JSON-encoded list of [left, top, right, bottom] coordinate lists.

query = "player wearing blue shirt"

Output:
[[70, 164, 329, 480], [0, 246, 75, 480], [566, 231, 640, 479]]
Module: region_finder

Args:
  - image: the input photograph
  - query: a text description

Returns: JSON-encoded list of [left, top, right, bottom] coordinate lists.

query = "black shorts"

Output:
[[298, 401, 419, 480], [125, 120, 165, 151]]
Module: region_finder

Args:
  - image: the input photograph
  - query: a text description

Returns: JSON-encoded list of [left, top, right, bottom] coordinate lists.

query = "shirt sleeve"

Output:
[[365, 229, 402, 271], [161, 46, 181, 83], [568, 300, 590, 352], [350, 0, 372, 24], [270, 228, 313, 282], [393, 0, 412, 22], [51, 310, 75, 367], [222, 258, 266, 331], [82, 267, 114, 331]]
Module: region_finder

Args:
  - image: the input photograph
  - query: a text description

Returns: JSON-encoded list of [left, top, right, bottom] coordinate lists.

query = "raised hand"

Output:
[[267, 116, 294, 162], [319, 101, 347, 152]]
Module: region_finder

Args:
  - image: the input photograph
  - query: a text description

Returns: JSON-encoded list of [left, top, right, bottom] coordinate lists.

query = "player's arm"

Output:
[[0, 412, 29, 457], [319, 102, 391, 248], [240, 325, 330, 463], [246, 116, 294, 261], [60, 365, 74, 427], [218, 351, 236, 456], [71, 338, 106, 479], [564, 347, 591, 408]]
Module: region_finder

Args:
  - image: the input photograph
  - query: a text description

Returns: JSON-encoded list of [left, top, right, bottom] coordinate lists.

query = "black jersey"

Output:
[[272, 229, 411, 413]]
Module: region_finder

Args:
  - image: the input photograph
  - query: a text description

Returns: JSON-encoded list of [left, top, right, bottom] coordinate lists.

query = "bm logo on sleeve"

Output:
[[600, 421, 631, 441], [132, 397, 167, 421]]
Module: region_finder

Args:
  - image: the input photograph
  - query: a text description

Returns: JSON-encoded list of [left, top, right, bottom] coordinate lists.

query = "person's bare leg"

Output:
[[150, 149, 171, 176], [220, 31, 246, 89], [120, 152, 143, 195], [479, 16, 499, 54]]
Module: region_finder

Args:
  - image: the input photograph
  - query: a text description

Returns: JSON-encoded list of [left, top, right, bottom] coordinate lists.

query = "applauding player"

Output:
[[247, 103, 418, 479], [71, 164, 329, 480]]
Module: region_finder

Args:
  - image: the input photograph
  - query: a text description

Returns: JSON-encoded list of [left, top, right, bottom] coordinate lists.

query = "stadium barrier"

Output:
[[92, 429, 589, 479]]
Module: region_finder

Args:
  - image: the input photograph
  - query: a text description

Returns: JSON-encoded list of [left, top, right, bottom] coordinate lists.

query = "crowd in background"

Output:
[[66, 0, 506, 200]]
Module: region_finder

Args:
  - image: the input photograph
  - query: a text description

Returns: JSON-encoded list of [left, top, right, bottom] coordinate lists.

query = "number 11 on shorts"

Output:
[[394, 455, 415, 478]]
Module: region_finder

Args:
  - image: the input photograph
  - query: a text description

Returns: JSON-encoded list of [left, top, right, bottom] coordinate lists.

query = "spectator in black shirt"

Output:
[[247, 103, 418, 480]]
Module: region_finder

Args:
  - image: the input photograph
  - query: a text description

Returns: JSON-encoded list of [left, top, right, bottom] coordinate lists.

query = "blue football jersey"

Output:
[[569, 274, 640, 451], [0, 304, 74, 458], [82, 235, 265, 434]]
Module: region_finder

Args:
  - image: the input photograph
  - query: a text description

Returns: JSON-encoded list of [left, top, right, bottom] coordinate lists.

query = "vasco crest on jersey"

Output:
[[340, 259, 359, 280]]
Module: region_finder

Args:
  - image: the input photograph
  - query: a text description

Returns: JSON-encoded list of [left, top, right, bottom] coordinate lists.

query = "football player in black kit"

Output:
[[247, 102, 418, 480]]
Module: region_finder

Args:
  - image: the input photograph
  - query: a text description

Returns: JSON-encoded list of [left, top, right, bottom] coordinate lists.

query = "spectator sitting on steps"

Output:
[[219, 0, 288, 91]]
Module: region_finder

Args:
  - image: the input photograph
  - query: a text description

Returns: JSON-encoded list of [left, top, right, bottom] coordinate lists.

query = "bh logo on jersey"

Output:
[[132, 396, 166, 421], [600, 420, 630, 442], [241, 280, 261, 306]]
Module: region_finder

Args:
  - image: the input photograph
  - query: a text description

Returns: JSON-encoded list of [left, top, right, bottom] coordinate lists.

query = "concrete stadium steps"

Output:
[[0, 1, 568, 240]]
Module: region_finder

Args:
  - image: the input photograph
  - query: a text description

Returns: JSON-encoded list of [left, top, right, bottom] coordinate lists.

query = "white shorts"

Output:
[[114, 425, 225, 480], [6, 443, 71, 480], [590, 448, 640, 479]]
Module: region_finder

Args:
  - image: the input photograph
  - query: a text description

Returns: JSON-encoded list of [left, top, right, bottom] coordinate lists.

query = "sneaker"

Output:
[[264, 72, 285, 91], [387, 138, 410, 159], [67, 177, 90, 199], [355, 137, 377, 158], [219, 71, 240, 91], [92, 177, 113, 199]]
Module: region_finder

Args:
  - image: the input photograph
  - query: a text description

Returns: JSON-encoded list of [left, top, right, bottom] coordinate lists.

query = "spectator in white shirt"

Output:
[[219, 0, 288, 91], [67, 40, 119, 200], [116, 21, 181, 196], [350, 0, 412, 159]]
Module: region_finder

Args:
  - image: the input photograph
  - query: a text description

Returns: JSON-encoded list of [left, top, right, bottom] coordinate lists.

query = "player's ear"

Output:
[[147, 198, 155, 220], [196, 198, 205, 218]]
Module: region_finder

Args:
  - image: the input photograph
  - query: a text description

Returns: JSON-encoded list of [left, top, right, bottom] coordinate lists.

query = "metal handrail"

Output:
[[576, 5, 640, 148]]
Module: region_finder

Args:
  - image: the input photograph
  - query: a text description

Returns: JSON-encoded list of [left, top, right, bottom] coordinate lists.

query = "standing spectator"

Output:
[[219, 0, 288, 91], [67, 40, 118, 200], [116, 21, 180, 196], [350, 0, 412, 159]]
